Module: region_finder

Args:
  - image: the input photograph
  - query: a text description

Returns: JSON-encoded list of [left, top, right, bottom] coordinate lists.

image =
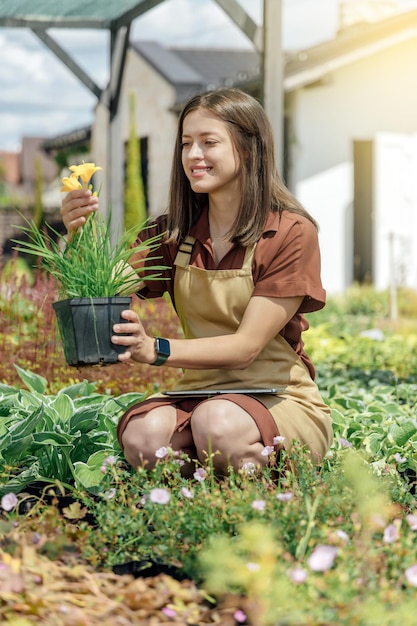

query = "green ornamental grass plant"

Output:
[[13, 162, 166, 299]]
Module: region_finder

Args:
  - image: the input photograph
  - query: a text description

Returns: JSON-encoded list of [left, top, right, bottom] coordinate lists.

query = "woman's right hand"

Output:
[[60, 189, 99, 235]]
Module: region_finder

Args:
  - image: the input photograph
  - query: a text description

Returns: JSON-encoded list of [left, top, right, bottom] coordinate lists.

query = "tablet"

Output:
[[162, 388, 281, 397]]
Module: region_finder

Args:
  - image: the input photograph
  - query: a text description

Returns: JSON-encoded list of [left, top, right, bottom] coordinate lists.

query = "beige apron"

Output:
[[170, 236, 333, 459]]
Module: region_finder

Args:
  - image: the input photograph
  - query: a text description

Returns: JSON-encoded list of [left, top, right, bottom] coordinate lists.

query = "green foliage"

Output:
[[12, 211, 166, 298], [0, 366, 145, 495], [2, 281, 417, 623], [124, 92, 147, 240]]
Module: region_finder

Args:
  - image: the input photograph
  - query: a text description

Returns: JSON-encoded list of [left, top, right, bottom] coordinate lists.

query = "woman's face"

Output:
[[181, 108, 241, 198]]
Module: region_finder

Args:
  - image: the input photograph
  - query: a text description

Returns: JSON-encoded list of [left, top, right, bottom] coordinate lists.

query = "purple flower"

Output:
[[261, 445, 274, 457], [288, 566, 308, 584], [155, 446, 169, 459], [149, 488, 171, 504], [251, 499, 266, 512], [1, 493, 18, 512], [406, 514, 417, 531], [273, 435, 286, 445], [193, 468, 207, 482], [276, 492, 293, 502], [181, 487, 194, 499], [405, 565, 417, 587], [338, 438, 352, 448], [233, 609, 247, 623], [307, 545, 338, 572], [383, 523, 399, 544]]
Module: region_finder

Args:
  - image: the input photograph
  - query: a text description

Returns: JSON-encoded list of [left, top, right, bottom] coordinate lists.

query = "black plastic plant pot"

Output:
[[53, 296, 132, 366]]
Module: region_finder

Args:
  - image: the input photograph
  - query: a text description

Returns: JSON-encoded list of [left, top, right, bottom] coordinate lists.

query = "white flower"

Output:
[[406, 514, 417, 531], [394, 452, 407, 464], [149, 488, 171, 504], [155, 446, 169, 459], [261, 445, 274, 457], [1, 493, 18, 512], [246, 562, 260, 572], [276, 492, 293, 502], [273, 435, 286, 445], [334, 529, 349, 542], [288, 566, 308, 584], [251, 499, 266, 512], [405, 564, 417, 587], [241, 462, 257, 474], [181, 487, 194, 499], [383, 523, 399, 544], [307, 545, 338, 572]]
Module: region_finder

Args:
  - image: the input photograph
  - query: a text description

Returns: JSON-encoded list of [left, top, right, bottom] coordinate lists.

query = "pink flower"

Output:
[[181, 487, 194, 499], [307, 545, 338, 572], [261, 445, 274, 457], [405, 564, 417, 587], [276, 492, 293, 502], [394, 452, 407, 464], [251, 499, 266, 512], [233, 609, 247, 623], [155, 446, 169, 459], [149, 488, 171, 504], [162, 606, 177, 617], [273, 435, 286, 445], [193, 468, 207, 482], [1, 493, 18, 512], [383, 523, 399, 544], [406, 514, 417, 531], [288, 566, 308, 584]]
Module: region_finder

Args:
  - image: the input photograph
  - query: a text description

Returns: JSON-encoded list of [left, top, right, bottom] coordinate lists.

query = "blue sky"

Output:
[[0, 0, 416, 151]]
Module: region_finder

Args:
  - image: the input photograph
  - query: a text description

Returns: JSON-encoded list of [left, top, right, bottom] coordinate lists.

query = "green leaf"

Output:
[[49, 394, 74, 423], [14, 365, 48, 393], [73, 450, 113, 489], [389, 421, 417, 447], [58, 380, 97, 399]]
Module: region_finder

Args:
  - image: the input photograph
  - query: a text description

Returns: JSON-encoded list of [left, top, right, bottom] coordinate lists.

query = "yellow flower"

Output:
[[69, 162, 102, 187], [60, 174, 83, 192]]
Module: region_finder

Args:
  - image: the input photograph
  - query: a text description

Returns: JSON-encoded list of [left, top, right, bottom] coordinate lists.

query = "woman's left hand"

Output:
[[112, 309, 155, 363]]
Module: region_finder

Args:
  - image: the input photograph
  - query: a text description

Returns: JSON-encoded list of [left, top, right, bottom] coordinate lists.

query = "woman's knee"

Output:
[[121, 407, 176, 468]]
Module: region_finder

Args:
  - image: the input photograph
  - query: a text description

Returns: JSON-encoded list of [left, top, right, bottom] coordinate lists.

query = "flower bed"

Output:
[[1, 265, 417, 625]]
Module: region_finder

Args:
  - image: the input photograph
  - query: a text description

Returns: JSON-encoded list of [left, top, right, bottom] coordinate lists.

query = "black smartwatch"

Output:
[[152, 337, 170, 366]]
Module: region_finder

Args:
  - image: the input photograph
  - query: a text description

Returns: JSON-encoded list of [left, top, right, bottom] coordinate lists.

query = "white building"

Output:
[[89, 5, 417, 294]]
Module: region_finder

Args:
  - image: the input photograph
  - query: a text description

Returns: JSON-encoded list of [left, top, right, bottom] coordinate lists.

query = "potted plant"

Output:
[[14, 162, 165, 366]]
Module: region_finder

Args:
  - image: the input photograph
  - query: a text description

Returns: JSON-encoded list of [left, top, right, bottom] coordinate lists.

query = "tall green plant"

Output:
[[124, 92, 147, 242]]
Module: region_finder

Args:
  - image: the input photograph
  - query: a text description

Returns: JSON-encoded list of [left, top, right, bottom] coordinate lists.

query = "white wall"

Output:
[[91, 49, 179, 220], [290, 36, 417, 292]]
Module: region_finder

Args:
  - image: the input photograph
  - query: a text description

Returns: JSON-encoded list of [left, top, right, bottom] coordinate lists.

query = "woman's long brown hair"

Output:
[[166, 88, 317, 245]]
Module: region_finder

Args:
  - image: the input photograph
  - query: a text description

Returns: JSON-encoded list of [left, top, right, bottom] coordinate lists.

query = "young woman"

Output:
[[61, 88, 333, 475]]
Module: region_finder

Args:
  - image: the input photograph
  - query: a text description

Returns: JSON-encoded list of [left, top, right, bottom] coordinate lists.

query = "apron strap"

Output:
[[174, 235, 196, 268]]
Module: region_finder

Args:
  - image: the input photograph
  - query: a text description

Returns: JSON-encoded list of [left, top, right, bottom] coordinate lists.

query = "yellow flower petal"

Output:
[[69, 162, 102, 187], [60, 174, 83, 192]]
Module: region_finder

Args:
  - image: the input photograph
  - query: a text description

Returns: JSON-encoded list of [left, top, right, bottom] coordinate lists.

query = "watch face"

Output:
[[156, 337, 170, 357]]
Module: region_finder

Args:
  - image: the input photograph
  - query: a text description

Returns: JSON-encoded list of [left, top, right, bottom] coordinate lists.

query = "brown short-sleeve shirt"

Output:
[[129, 207, 325, 378]]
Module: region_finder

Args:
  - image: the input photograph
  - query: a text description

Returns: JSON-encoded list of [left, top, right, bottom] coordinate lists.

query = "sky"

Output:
[[1, 0, 417, 152]]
